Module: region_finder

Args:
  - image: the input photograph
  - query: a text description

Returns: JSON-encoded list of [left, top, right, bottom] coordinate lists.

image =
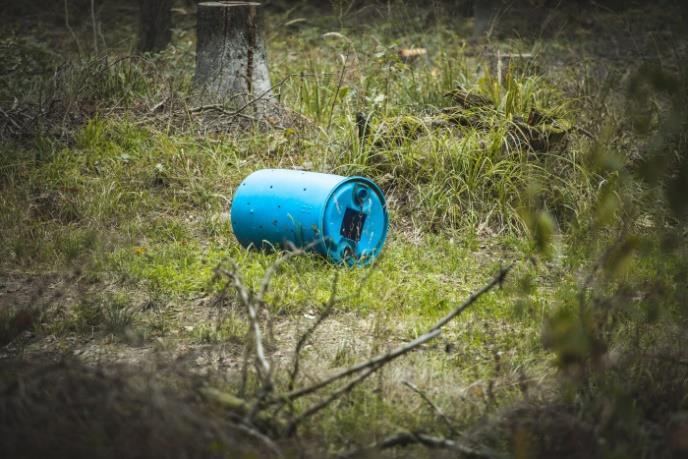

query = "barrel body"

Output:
[[230, 169, 388, 264]]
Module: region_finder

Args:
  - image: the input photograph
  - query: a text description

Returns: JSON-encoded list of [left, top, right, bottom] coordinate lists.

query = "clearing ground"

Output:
[[1, 1, 687, 458]]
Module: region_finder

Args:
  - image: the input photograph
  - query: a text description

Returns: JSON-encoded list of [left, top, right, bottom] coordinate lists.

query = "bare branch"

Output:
[[256, 240, 320, 303], [271, 264, 512, 406], [288, 271, 339, 392], [90, 0, 98, 54], [285, 361, 381, 437], [217, 264, 272, 392], [273, 328, 440, 405], [402, 380, 457, 436], [429, 264, 512, 333], [380, 432, 493, 457], [64, 0, 83, 55], [188, 104, 260, 122], [217, 243, 323, 399], [232, 422, 284, 459], [189, 74, 293, 121]]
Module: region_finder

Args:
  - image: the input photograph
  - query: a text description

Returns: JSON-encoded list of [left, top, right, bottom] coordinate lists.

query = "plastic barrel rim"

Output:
[[230, 169, 388, 265], [320, 176, 388, 265]]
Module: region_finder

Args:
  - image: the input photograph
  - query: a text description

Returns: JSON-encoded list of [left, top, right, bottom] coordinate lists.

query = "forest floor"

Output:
[[1, 1, 687, 458]]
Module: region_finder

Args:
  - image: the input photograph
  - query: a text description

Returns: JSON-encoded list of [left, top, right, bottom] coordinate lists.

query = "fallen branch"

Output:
[[189, 73, 293, 122], [573, 124, 595, 140], [340, 431, 495, 459], [445, 88, 492, 108], [188, 104, 259, 122]]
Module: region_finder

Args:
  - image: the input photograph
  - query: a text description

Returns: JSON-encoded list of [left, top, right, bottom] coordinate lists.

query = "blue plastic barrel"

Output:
[[230, 169, 388, 265]]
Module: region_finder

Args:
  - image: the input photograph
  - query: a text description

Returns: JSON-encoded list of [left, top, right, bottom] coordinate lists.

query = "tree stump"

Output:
[[193, 1, 274, 112]]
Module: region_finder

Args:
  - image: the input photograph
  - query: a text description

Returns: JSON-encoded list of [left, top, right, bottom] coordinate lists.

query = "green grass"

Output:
[[1, 2, 687, 457], [0, 12, 607, 446]]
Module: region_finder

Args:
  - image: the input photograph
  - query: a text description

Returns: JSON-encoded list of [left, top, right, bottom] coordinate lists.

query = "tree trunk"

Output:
[[193, 1, 274, 111], [138, 0, 172, 53]]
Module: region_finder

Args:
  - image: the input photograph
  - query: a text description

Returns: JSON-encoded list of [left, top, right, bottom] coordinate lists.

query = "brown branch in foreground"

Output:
[[340, 431, 495, 459], [233, 422, 284, 459], [256, 240, 321, 304], [285, 362, 382, 437], [402, 380, 457, 436], [217, 264, 273, 392], [271, 264, 513, 407], [287, 271, 339, 393], [217, 242, 321, 400], [272, 328, 441, 406], [429, 263, 512, 333]]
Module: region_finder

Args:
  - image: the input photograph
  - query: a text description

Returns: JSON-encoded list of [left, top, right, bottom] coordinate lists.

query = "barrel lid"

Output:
[[321, 176, 388, 265]]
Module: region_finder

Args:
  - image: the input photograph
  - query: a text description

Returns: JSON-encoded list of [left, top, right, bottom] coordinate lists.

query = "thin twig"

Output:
[[256, 241, 320, 303], [0, 107, 22, 131], [239, 332, 252, 397], [285, 362, 382, 436], [218, 264, 272, 392], [188, 72, 331, 121], [269, 265, 512, 406], [274, 329, 440, 405], [64, 0, 83, 56], [218, 243, 319, 399], [287, 271, 339, 392], [233, 422, 284, 459], [402, 380, 457, 436], [188, 104, 260, 122], [578, 234, 625, 318], [573, 124, 595, 140], [429, 264, 512, 333]]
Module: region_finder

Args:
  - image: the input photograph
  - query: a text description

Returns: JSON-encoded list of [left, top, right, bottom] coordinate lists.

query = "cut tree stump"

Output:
[[193, 1, 274, 112]]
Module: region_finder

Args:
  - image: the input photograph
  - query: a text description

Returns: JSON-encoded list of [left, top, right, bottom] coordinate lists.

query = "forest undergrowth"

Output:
[[1, 1, 687, 458]]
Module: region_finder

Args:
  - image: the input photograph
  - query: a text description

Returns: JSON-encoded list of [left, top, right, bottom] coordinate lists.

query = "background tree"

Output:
[[137, 0, 172, 53]]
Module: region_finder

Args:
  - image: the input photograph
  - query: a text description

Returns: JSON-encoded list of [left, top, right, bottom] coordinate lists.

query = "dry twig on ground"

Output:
[[214, 253, 513, 451]]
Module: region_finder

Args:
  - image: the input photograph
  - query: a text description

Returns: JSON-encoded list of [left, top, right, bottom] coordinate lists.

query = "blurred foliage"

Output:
[[533, 62, 688, 457]]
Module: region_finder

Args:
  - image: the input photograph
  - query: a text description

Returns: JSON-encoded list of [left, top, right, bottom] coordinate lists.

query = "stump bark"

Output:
[[194, 1, 274, 111]]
